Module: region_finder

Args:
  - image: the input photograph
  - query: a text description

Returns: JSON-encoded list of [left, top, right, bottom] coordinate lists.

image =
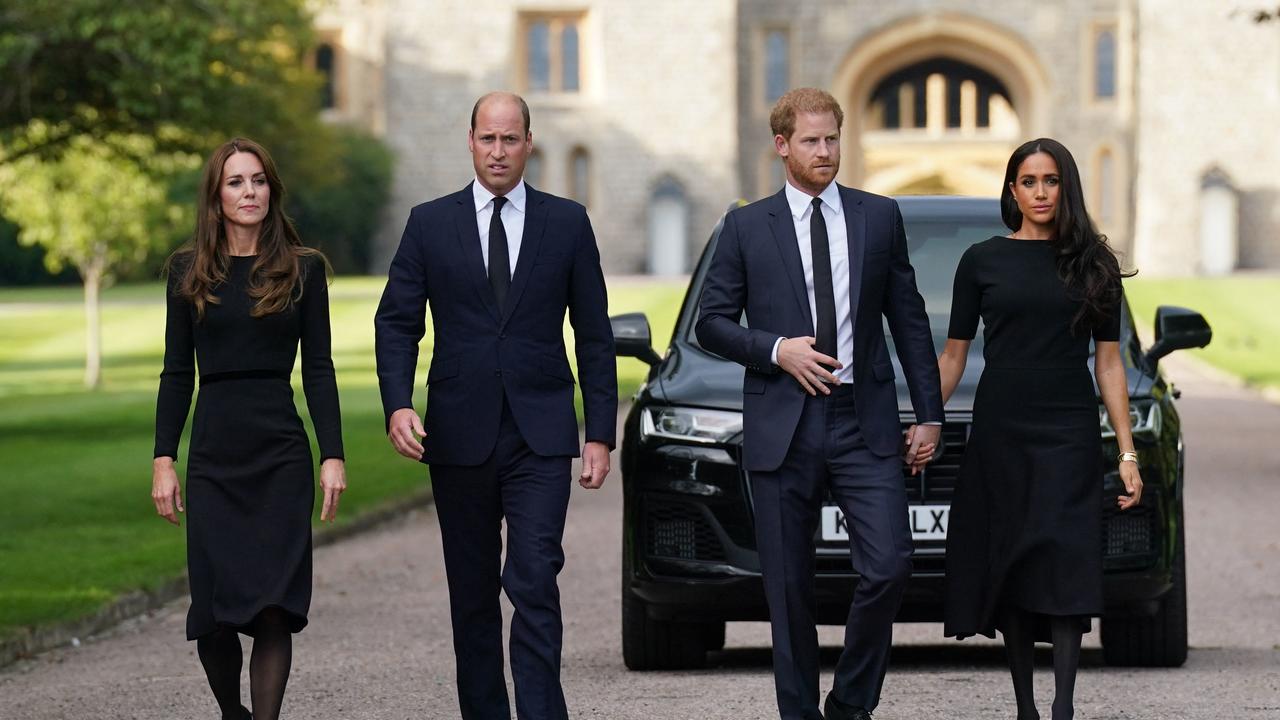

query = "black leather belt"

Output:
[[199, 369, 291, 385]]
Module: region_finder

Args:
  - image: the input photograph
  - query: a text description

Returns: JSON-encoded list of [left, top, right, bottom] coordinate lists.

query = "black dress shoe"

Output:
[[824, 692, 873, 720]]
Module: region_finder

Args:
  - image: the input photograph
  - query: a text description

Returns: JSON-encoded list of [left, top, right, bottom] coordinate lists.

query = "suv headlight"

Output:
[[641, 406, 743, 444], [1100, 399, 1162, 440]]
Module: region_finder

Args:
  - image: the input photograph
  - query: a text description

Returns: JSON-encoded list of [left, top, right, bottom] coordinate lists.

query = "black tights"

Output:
[[196, 609, 294, 720], [1000, 607, 1084, 720]]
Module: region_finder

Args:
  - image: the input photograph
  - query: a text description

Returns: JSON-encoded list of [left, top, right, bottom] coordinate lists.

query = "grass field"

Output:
[[0, 276, 687, 639], [1123, 275, 1280, 390]]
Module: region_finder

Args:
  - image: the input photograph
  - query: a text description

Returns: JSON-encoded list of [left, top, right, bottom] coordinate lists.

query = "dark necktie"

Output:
[[809, 196, 838, 360], [488, 196, 510, 308]]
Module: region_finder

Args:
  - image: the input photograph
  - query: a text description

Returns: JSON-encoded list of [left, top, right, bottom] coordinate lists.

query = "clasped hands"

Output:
[[387, 408, 610, 488], [775, 336, 940, 475]]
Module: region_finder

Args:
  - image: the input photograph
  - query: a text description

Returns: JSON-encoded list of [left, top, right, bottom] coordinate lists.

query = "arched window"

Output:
[[866, 58, 1012, 133], [647, 178, 690, 276], [527, 21, 551, 92], [1095, 29, 1116, 99], [316, 43, 336, 110], [569, 147, 591, 207], [526, 148, 544, 188]]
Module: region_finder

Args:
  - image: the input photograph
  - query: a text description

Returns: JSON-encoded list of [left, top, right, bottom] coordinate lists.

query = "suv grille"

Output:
[[905, 423, 969, 501], [1102, 503, 1160, 569], [646, 498, 726, 562]]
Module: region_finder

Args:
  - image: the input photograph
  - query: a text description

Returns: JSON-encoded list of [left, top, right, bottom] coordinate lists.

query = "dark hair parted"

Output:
[[470, 92, 531, 135], [1001, 137, 1134, 334], [166, 137, 329, 320]]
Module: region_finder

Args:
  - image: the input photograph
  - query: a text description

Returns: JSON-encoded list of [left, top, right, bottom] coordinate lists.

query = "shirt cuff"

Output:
[[921, 421, 942, 426], [770, 337, 785, 366]]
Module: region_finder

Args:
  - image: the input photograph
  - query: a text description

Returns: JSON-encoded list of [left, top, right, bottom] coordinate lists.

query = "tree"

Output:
[[0, 0, 323, 163], [0, 128, 196, 388]]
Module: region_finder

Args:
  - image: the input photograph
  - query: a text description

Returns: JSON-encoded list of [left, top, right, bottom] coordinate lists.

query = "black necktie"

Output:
[[809, 197, 838, 360], [488, 196, 510, 308]]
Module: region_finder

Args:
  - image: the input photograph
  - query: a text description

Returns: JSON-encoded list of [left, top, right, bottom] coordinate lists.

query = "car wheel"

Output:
[[1101, 516, 1189, 667], [704, 620, 727, 652], [621, 550, 708, 670]]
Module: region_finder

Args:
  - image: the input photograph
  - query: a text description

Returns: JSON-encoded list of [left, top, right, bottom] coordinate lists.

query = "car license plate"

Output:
[[821, 504, 950, 542]]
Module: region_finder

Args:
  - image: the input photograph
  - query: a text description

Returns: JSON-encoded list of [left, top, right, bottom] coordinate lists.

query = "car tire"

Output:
[[704, 620, 727, 652], [621, 551, 708, 670], [1101, 517, 1189, 667]]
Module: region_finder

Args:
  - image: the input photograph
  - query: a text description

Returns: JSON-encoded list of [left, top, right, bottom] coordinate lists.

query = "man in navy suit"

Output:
[[374, 92, 616, 720], [697, 88, 943, 720]]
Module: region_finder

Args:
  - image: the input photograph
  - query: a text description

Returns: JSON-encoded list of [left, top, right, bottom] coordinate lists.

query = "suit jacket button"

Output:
[[500, 332, 507, 339], [494, 369, 502, 376]]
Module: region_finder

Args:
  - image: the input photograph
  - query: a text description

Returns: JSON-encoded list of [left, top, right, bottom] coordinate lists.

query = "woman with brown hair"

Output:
[[941, 138, 1141, 720], [151, 138, 346, 720]]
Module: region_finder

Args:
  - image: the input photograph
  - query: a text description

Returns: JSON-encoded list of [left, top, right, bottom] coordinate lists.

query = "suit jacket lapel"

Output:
[[502, 185, 548, 323], [767, 189, 815, 333], [453, 183, 501, 324], [840, 185, 866, 336]]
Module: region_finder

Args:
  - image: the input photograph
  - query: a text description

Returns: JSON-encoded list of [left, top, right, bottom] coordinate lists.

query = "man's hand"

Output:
[[388, 407, 425, 460], [776, 336, 842, 396], [579, 441, 611, 489], [903, 424, 942, 476]]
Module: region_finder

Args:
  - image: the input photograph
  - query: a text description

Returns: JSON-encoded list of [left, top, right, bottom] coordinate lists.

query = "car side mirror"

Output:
[[612, 312, 663, 366], [1144, 306, 1212, 366]]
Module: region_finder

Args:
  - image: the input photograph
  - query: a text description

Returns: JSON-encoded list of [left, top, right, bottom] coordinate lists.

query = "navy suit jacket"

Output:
[[374, 183, 617, 466], [696, 185, 943, 472]]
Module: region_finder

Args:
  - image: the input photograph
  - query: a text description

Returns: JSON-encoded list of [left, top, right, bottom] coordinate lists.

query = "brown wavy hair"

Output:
[[166, 137, 327, 319]]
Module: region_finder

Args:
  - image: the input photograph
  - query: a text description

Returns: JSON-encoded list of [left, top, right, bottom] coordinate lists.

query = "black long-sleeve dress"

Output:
[[155, 253, 343, 640], [942, 236, 1120, 639]]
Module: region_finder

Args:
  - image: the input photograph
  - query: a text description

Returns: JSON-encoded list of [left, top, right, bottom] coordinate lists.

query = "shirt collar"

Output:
[[784, 179, 842, 220], [472, 178, 527, 214]]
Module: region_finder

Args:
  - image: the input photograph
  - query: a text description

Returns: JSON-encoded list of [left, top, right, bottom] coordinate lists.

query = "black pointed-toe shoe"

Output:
[[823, 692, 873, 720]]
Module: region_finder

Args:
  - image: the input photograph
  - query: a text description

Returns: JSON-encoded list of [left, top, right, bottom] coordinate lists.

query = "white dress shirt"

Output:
[[770, 180, 855, 385], [472, 178, 527, 278]]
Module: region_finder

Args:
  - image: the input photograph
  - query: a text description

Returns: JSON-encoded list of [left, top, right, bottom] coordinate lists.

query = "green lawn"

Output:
[[0, 276, 686, 639], [1125, 276, 1280, 390]]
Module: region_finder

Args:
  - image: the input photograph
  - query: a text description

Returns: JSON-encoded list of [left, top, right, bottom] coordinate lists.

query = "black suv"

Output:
[[613, 196, 1211, 670]]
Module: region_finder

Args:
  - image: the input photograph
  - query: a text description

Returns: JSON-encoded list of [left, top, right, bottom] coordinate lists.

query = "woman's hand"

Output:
[[319, 458, 347, 523], [1118, 460, 1143, 510], [152, 457, 185, 526]]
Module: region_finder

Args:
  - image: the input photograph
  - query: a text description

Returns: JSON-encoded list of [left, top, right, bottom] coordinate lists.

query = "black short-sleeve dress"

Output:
[[942, 236, 1121, 639], [154, 253, 343, 640]]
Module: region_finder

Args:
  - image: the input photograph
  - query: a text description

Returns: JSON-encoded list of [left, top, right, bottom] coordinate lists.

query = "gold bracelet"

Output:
[[1118, 451, 1138, 464]]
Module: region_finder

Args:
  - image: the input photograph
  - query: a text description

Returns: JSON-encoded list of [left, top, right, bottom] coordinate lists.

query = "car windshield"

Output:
[[681, 201, 1008, 354]]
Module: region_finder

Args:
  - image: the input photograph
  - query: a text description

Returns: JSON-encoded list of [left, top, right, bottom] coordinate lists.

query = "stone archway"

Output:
[[832, 12, 1051, 196]]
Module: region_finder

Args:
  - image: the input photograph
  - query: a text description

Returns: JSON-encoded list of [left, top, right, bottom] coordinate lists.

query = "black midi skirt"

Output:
[[185, 376, 314, 640], [943, 366, 1103, 639]]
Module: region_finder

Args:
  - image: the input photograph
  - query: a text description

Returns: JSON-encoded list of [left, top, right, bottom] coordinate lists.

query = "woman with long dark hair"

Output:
[[151, 138, 346, 720], [939, 138, 1142, 719]]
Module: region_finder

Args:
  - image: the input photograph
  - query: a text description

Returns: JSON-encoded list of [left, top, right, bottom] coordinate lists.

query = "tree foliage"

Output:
[[0, 128, 195, 278], [0, 0, 322, 161]]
